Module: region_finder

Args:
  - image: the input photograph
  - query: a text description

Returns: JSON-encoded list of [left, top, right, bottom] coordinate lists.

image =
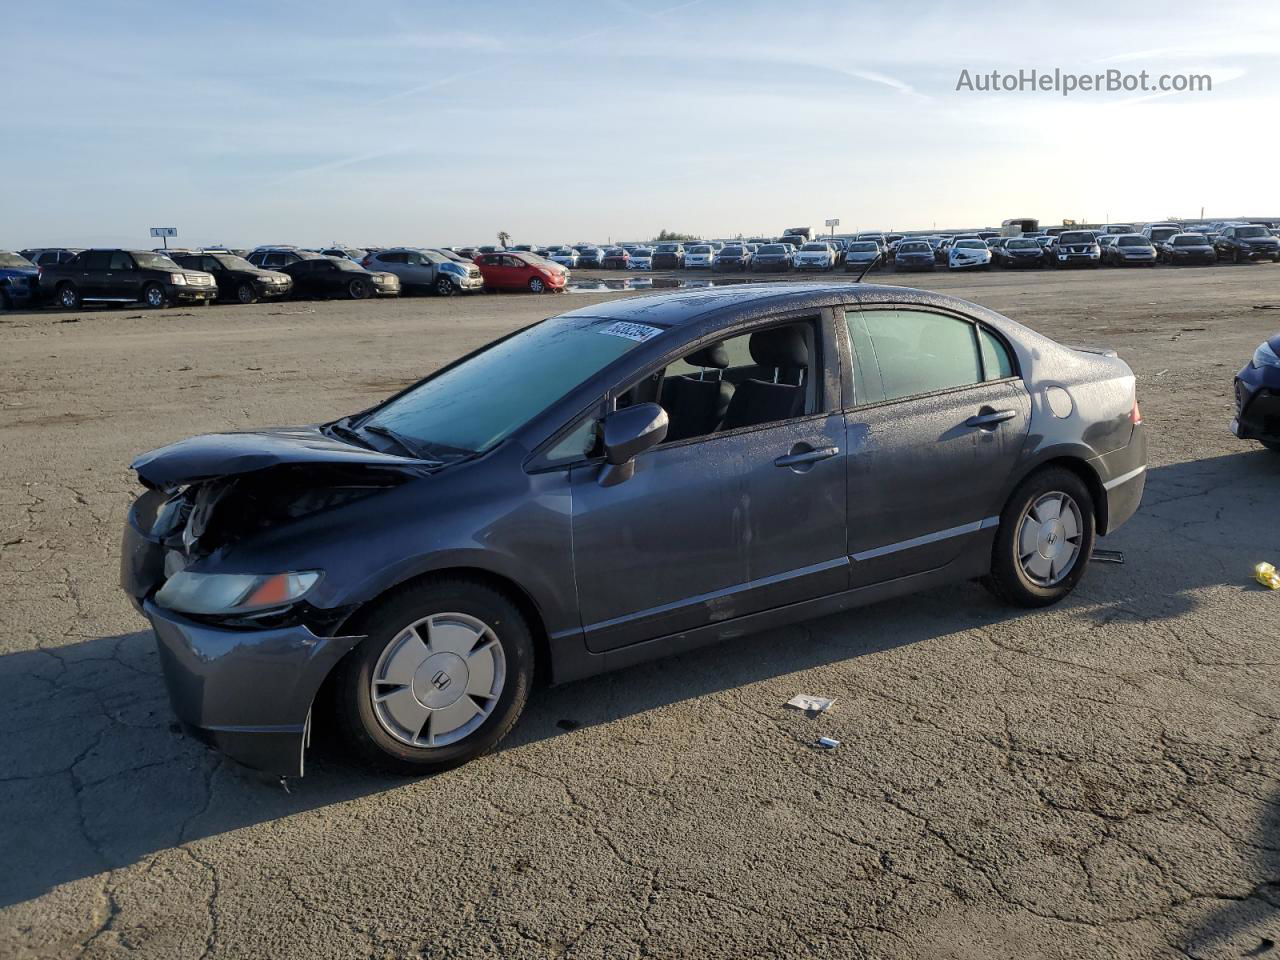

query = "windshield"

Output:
[[897, 243, 928, 253], [1173, 235, 1206, 246], [655, 244, 679, 252], [759, 245, 785, 254], [1237, 226, 1268, 238], [332, 259, 364, 271], [687, 245, 711, 254], [1007, 239, 1038, 249], [1148, 228, 1179, 241], [1117, 236, 1149, 247], [363, 316, 663, 455], [213, 254, 256, 270], [605, 249, 624, 256], [801, 243, 828, 252], [719, 247, 744, 256], [1059, 232, 1094, 244], [955, 240, 986, 250], [134, 253, 180, 270], [0, 252, 34, 268]]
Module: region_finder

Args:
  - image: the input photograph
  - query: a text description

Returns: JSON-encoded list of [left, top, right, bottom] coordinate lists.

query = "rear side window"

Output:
[[845, 309, 984, 403], [978, 328, 1014, 380], [82, 251, 111, 271], [108, 252, 134, 271]]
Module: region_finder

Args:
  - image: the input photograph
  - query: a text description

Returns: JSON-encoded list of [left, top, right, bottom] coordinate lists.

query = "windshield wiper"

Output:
[[361, 423, 443, 464], [326, 419, 375, 450]]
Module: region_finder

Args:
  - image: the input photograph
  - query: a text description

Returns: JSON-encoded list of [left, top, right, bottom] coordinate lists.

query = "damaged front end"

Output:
[[120, 426, 428, 776]]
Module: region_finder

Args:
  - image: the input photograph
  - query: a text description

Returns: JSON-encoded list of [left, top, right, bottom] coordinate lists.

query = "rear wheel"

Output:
[[236, 282, 257, 304], [528, 276, 545, 293], [57, 283, 81, 309], [334, 579, 535, 774], [143, 283, 166, 309], [435, 277, 456, 296], [983, 467, 1096, 608], [348, 278, 371, 300]]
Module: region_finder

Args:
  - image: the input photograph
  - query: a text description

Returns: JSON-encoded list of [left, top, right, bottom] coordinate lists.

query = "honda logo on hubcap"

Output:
[[431, 670, 451, 691]]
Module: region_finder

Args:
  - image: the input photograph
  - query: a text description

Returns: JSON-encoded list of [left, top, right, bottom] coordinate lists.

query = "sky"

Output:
[[3, 1, 1278, 249]]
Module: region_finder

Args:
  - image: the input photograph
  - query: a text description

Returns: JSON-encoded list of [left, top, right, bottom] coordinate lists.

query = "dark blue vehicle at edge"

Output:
[[120, 283, 1147, 777], [1233, 331, 1280, 452], [0, 251, 39, 310]]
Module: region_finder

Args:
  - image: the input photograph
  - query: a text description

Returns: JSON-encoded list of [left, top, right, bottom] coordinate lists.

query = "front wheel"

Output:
[[236, 282, 257, 304], [983, 467, 1096, 608], [348, 278, 371, 300], [334, 579, 535, 774], [435, 277, 456, 296], [528, 276, 545, 293], [143, 283, 166, 309]]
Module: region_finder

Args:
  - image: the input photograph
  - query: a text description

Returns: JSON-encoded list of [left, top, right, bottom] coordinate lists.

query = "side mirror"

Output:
[[599, 402, 668, 487]]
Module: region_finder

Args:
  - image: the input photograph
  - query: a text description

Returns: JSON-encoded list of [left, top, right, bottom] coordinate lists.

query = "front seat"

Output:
[[660, 342, 735, 442], [721, 325, 808, 430]]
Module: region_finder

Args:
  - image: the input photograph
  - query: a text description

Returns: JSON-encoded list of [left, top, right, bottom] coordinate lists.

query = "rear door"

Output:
[[105, 250, 141, 300], [840, 305, 1031, 586]]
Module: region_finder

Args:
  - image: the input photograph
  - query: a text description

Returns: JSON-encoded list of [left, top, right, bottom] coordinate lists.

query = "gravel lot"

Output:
[[2, 266, 1278, 959]]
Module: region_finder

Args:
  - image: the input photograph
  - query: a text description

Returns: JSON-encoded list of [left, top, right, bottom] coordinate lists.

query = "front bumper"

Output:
[[752, 261, 790, 271], [255, 280, 293, 298], [1117, 254, 1156, 265], [452, 274, 484, 291], [144, 601, 363, 776], [1056, 254, 1100, 266], [1233, 370, 1280, 443], [1236, 246, 1280, 261], [173, 286, 217, 303], [793, 261, 830, 271], [949, 258, 989, 270], [1169, 252, 1216, 265]]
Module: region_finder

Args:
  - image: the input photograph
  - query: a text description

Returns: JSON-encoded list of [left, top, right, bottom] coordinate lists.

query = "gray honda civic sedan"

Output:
[[121, 283, 1147, 777]]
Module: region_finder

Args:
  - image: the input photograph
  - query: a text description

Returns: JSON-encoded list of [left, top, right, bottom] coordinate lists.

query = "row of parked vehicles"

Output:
[[0, 244, 573, 310]]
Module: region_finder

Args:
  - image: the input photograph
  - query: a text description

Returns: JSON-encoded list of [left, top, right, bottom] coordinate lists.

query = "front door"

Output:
[[841, 305, 1031, 586], [569, 315, 849, 653]]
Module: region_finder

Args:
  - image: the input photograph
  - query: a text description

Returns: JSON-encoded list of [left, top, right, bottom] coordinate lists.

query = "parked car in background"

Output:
[[363, 248, 484, 295], [652, 243, 685, 270], [1105, 235, 1157, 267], [843, 241, 884, 272], [683, 245, 715, 269], [710, 245, 748, 271], [602, 248, 631, 269], [119, 282, 1147, 777], [994, 237, 1046, 268], [1049, 231, 1102, 268], [171, 252, 292, 304], [0, 251, 39, 310], [779, 234, 808, 250], [41, 249, 216, 309], [948, 239, 992, 271], [1233, 333, 1280, 452], [1102, 224, 1137, 235], [473, 251, 567, 293], [19, 247, 82, 268], [888, 240, 931, 272], [549, 249, 580, 269], [1140, 226, 1182, 250], [629, 247, 653, 271], [1215, 224, 1280, 263], [794, 242, 836, 272], [282, 257, 400, 300], [750, 244, 793, 272], [576, 248, 605, 269], [1159, 233, 1217, 266]]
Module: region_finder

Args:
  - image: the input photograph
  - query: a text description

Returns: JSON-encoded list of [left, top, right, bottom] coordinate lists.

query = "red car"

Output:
[[473, 252, 567, 293], [601, 247, 630, 269]]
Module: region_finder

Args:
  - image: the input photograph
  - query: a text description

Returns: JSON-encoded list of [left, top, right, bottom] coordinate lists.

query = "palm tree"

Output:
[[497, 231, 511, 249]]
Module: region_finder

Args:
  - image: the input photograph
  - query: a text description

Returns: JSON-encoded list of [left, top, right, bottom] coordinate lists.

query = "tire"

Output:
[[236, 282, 257, 305], [142, 283, 166, 309], [348, 278, 370, 300], [435, 277, 457, 296], [1234, 249, 1243, 264], [57, 283, 81, 309], [333, 578, 535, 775], [982, 467, 1096, 608], [0, 290, 9, 312], [528, 276, 545, 293], [1260, 440, 1280, 453]]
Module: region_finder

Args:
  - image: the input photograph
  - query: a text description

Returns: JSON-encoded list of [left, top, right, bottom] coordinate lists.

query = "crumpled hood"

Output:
[[131, 425, 425, 488]]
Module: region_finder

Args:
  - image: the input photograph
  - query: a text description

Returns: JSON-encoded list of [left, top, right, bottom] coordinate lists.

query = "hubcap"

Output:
[[1017, 492, 1083, 586], [370, 612, 506, 748], [61, 289, 75, 306], [530, 279, 543, 292], [147, 288, 162, 306]]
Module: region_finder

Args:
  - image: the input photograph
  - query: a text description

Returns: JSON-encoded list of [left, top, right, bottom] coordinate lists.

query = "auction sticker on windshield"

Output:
[[600, 321, 663, 343]]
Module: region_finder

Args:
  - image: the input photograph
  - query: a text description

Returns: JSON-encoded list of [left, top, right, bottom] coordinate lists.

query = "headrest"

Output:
[[684, 341, 729, 369], [749, 325, 808, 369]]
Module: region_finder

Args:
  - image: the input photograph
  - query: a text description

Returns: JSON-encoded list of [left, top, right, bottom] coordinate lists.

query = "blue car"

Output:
[[0, 251, 39, 310], [1232, 333, 1280, 452]]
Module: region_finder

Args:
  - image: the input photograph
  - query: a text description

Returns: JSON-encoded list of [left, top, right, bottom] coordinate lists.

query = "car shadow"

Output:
[[1, 451, 1274, 909]]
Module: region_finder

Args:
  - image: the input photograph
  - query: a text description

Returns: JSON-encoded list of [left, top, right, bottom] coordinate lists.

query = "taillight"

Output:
[[1130, 397, 1142, 425]]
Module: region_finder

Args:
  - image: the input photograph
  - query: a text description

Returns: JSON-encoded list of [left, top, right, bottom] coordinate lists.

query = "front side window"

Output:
[[846, 309, 989, 404], [108, 252, 135, 271]]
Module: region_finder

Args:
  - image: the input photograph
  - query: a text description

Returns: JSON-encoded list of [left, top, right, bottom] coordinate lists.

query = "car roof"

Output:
[[553, 282, 1006, 331]]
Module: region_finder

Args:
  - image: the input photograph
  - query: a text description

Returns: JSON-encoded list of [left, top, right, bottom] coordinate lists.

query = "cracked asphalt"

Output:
[[1, 266, 1278, 959]]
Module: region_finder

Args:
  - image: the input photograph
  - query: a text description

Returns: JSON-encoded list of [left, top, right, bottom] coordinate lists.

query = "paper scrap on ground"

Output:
[[786, 695, 835, 714], [815, 737, 841, 750]]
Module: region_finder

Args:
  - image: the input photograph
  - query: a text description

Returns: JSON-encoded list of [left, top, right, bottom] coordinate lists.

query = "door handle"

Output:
[[774, 445, 839, 468], [965, 409, 1016, 429]]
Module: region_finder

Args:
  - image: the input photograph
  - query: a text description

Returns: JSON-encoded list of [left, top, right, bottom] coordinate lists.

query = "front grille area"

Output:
[[184, 273, 212, 286]]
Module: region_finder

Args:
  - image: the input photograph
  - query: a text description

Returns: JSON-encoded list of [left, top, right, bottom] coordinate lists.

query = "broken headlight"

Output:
[[155, 570, 321, 616]]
